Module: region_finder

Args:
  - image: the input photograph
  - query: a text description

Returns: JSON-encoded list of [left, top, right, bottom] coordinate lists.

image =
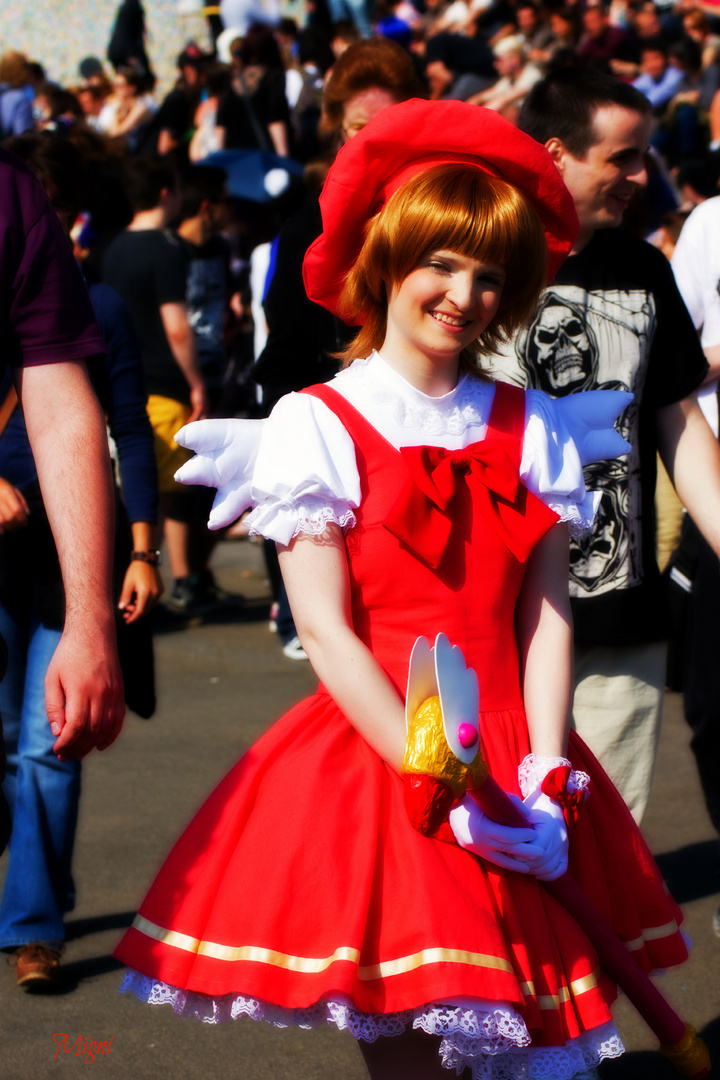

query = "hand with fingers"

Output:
[[45, 620, 125, 762], [0, 476, 30, 533], [449, 794, 538, 873], [117, 560, 163, 624], [174, 418, 265, 530], [514, 790, 569, 881]]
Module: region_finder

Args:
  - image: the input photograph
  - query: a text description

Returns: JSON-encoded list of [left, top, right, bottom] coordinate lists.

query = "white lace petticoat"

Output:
[[120, 969, 624, 1079]]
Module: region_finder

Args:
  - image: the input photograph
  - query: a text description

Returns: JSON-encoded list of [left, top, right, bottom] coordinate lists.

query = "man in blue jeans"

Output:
[[0, 146, 124, 990]]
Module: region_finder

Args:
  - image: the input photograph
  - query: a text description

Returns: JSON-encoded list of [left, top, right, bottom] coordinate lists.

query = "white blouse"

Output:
[[176, 351, 633, 543]]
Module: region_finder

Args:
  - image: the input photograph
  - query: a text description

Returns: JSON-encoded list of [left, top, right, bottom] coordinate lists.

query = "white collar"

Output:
[[331, 351, 495, 438]]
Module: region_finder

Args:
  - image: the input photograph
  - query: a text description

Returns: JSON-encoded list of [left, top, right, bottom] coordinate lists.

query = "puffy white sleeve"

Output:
[[520, 389, 633, 535], [245, 393, 361, 545]]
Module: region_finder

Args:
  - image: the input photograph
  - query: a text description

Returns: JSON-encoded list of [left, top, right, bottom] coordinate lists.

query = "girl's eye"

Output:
[[427, 261, 448, 273]]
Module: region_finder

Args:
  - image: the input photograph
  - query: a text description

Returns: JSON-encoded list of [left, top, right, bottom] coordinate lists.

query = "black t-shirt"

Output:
[[177, 233, 230, 388], [102, 228, 189, 403], [488, 227, 708, 646], [136, 87, 195, 157], [253, 198, 353, 413], [216, 70, 289, 151]]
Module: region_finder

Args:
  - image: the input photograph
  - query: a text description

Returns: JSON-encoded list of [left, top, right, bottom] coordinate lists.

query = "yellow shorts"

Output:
[[147, 395, 192, 494]]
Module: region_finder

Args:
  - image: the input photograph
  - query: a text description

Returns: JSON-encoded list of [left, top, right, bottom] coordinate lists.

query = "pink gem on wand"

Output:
[[457, 723, 478, 749]]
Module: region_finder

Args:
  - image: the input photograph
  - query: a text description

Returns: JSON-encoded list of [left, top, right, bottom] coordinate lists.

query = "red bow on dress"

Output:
[[383, 441, 550, 568]]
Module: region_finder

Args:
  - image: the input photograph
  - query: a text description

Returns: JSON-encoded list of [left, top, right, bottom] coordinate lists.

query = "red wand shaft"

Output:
[[468, 777, 709, 1078]]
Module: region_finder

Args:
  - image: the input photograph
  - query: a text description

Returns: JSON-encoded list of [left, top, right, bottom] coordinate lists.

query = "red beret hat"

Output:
[[303, 98, 578, 319]]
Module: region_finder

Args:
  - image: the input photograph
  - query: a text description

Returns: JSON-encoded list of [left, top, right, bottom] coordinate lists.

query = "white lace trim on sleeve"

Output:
[[520, 388, 632, 536], [243, 392, 361, 546], [246, 499, 357, 545]]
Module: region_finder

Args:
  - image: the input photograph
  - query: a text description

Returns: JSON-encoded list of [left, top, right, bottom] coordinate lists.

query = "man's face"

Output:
[[641, 48, 667, 80], [548, 105, 651, 241], [206, 185, 230, 233], [517, 7, 537, 33], [162, 181, 182, 224], [634, 2, 660, 36], [494, 51, 522, 78], [583, 7, 606, 36]]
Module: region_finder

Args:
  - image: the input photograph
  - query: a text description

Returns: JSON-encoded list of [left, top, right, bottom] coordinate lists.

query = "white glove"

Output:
[[174, 418, 265, 529], [520, 788, 568, 882], [554, 389, 633, 465], [449, 795, 537, 873]]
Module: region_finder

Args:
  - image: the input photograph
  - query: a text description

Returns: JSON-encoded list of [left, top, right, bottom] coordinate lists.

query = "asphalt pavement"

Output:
[[1, 538, 719, 1080]]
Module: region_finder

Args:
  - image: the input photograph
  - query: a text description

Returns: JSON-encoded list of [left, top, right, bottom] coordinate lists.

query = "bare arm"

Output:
[[278, 526, 407, 771], [157, 129, 180, 156], [657, 394, 720, 556], [701, 343, 720, 385], [16, 359, 125, 760], [516, 524, 574, 759], [110, 99, 153, 137], [267, 120, 289, 158], [159, 301, 208, 421]]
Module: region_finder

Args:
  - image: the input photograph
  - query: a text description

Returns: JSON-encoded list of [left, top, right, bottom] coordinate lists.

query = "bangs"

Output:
[[381, 166, 540, 283]]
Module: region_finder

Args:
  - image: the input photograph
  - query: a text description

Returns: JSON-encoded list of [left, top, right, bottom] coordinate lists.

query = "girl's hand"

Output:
[[449, 795, 537, 873], [518, 790, 568, 881], [118, 560, 163, 624]]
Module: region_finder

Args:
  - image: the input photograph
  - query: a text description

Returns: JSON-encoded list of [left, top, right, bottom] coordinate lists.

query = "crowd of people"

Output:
[[2, 0, 720, 1077]]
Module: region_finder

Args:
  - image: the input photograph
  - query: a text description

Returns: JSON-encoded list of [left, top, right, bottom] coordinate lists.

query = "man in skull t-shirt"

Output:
[[490, 227, 706, 645], [488, 69, 715, 823]]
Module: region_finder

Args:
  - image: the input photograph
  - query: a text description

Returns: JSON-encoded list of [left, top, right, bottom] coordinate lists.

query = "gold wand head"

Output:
[[402, 636, 488, 837]]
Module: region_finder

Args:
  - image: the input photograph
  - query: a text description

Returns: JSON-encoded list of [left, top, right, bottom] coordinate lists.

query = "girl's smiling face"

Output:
[[382, 250, 506, 382]]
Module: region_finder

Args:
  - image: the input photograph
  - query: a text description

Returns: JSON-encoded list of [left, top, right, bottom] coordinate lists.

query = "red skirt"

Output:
[[115, 688, 687, 1051]]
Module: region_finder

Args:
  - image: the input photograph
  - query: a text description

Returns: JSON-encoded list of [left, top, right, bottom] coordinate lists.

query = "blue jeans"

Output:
[[326, 0, 373, 37], [0, 599, 79, 949]]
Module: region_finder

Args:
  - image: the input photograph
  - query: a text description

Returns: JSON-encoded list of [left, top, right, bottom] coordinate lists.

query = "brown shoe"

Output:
[[11, 944, 64, 991]]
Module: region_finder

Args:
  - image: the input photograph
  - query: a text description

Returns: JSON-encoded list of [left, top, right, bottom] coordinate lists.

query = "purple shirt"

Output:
[[576, 26, 632, 65], [0, 147, 105, 371]]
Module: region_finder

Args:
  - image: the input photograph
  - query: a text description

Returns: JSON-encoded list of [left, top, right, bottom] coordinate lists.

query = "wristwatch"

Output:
[[130, 550, 162, 566]]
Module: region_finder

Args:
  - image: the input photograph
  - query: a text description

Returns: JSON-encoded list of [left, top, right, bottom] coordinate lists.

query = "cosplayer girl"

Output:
[[115, 101, 688, 1080]]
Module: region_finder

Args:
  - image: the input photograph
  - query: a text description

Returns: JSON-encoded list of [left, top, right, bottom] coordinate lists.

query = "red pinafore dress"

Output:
[[115, 381, 686, 1049]]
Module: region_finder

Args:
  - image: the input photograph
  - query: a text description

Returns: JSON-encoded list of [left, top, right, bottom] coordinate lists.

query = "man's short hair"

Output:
[[123, 157, 177, 212], [640, 37, 668, 59], [179, 165, 227, 221], [518, 68, 652, 158]]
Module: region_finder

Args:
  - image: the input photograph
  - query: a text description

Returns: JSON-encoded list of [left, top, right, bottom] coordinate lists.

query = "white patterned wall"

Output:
[[1, 0, 212, 95]]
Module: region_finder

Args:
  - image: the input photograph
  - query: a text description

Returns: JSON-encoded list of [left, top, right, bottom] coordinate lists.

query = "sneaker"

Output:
[[164, 577, 202, 614], [269, 602, 279, 633], [11, 944, 64, 992], [164, 574, 238, 616], [282, 635, 309, 661]]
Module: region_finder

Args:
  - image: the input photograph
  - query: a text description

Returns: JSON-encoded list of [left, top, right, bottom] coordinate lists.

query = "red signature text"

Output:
[[53, 1033, 113, 1063]]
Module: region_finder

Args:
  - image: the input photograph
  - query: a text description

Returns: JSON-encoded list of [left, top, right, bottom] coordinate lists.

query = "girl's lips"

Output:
[[430, 311, 471, 328]]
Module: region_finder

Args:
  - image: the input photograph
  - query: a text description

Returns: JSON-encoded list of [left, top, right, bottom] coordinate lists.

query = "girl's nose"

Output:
[[446, 272, 475, 310]]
